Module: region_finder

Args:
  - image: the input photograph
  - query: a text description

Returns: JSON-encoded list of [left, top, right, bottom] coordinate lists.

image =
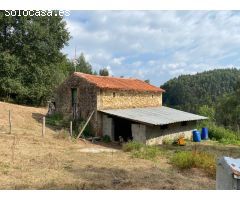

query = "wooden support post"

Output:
[[42, 117, 45, 137], [70, 121, 73, 137], [9, 110, 12, 134], [77, 111, 95, 139]]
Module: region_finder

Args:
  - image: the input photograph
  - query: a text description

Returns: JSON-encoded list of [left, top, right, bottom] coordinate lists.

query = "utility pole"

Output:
[[74, 46, 77, 72]]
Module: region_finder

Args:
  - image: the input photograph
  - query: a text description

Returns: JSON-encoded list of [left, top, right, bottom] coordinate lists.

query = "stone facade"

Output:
[[54, 74, 100, 134], [54, 74, 163, 136], [145, 121, 196, 145], [97, 90, 162, 110]]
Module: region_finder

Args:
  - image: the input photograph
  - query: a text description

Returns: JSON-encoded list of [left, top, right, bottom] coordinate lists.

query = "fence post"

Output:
[[70, 121, 73, 137], [9, 110, 12, 134], [42, 117, 45, 137]]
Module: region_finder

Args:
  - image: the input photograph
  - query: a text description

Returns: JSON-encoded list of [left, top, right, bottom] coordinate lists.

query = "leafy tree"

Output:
[[0, 10, 70, 105], [99, 68, 109, 76], [75, 53, 93, 74], [144, 79, 150, 84]]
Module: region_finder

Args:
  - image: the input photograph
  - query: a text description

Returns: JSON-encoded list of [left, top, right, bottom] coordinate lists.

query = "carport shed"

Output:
[[100, 106, 207, 145]]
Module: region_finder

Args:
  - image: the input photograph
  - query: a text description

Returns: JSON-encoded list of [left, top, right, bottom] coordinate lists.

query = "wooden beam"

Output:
[[77, 111, 95, 139], [42, 117, 45, 137]]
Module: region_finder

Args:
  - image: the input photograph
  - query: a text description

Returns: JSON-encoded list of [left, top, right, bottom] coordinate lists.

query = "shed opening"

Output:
[[113, 117, 132, 142]]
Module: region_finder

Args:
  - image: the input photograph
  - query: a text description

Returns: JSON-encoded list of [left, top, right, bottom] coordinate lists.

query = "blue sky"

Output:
[[63, 11, 240, 86]]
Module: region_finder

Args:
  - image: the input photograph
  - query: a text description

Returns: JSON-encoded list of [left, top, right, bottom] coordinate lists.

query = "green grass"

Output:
[[170, 151, 216, 177], [122, 141, 144, 152], [122, 141, 161, 160], [198, 121, 240, 145], [46, 113, 69, 128], [102, 135, 111, 143]]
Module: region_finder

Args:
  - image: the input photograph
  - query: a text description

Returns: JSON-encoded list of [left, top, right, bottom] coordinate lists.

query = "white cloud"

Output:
[[63, 11, 240, 85]]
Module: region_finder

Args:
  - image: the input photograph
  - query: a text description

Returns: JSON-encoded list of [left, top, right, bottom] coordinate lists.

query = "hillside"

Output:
[[0, 101, 220, 189], [161, 68, 240, 113]]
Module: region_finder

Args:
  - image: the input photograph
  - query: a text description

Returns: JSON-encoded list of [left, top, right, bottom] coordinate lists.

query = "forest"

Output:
[[161, 69, 240, 140]]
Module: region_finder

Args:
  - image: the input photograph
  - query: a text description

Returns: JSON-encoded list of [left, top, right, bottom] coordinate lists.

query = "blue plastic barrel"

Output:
[[192, 130, 201, 142], [201, 127, 208, 140]]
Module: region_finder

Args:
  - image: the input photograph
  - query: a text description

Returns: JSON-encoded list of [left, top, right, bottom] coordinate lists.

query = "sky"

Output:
[[63, 11, 240, 86]]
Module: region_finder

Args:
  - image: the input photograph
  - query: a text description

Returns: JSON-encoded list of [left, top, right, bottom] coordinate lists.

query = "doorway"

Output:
[[113, 117, 132, 141]]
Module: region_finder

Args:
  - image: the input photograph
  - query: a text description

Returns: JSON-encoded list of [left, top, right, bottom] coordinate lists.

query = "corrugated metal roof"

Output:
[[99, 106, 207, 125]]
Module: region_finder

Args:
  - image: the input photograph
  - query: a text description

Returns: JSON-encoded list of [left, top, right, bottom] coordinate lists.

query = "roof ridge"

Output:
[[74, 72, 138, 80]]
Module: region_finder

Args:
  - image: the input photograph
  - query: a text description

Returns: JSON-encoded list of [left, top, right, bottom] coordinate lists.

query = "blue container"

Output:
[[201, 127, 208, 140], [192, 130, 201, 142]]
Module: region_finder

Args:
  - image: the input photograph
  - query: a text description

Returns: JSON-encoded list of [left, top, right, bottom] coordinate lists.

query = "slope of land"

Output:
[[1, 101, 239, 189]]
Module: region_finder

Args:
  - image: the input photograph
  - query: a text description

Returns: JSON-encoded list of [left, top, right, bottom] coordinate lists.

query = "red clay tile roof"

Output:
[[73, 72, 165, 93]]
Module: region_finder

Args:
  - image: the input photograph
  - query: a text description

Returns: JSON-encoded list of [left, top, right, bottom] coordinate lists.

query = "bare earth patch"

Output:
[[0, 101, 218, 189]]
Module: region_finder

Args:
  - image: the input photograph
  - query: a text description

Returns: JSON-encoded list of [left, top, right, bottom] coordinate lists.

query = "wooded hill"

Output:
[[161, 68, 240, 113]]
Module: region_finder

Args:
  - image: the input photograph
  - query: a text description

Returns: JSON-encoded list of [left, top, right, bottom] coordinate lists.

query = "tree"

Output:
[[144, 79, 150, 84], [0, 11, 70, 105], [99, 68, 109, 76], [75, 53, 93, 74]]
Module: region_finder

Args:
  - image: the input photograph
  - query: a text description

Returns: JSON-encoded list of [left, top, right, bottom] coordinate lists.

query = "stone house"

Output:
[[54, 72, 206, 144]]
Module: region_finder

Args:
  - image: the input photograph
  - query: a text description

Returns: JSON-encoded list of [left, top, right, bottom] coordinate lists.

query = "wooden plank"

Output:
[[70, 121, 73, 137], [42, 117, 45, 137], [77, 111, 95, 139], [9, 110, 12, 134]]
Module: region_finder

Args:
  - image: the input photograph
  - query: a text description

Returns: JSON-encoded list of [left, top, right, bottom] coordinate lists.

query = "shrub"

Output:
[[122, 141, 144, 152], [102, 135, 111, 143], [46, 113, 69, 128], [171, 151, 216, 177], [198, 121, 240, 145], [162, 137, 173, 145], [122, 141, 161, 160], [132, 146, 161, 160]]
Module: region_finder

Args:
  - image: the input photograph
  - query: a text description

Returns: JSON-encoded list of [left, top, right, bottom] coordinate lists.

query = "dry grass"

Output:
[[0, 101, 217, 189]]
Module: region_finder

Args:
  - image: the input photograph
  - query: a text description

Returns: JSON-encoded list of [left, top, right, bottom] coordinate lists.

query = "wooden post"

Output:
[[42, 117, 45, 137], [9, 110, 12, 134], [77, 111, 95, 139], [70, 121, 73, 137]]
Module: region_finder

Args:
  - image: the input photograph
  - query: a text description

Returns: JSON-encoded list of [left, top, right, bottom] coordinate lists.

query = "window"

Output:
[[113, 92, 116, 97], [160, 124, 168, 130], [181, 121, 187, 126], [152, 95, 154, 98]]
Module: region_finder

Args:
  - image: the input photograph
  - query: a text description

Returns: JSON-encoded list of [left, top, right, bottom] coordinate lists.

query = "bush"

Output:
[[171, 151, 216, 177], [162, 137, 174, 145], [46, 113, 69, 128], [198, 121, 240, 145], [102, 135, 111, 143], [122, 141, 161, 160], [132, 146, 161, 160], [122, 141, 144, 152]]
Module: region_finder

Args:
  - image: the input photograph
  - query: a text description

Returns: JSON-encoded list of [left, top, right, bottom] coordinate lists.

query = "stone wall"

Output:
[[54, 74, 100, 135], [146, 121, 196, 145], [97, 90, 162, 110]]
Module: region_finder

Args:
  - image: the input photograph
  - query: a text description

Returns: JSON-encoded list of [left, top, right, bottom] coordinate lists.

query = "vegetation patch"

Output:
[[170, 151, 216, 177], [123, 141, 161, 160], [102, 135, 111, 143], [54, 129, 70, 140]]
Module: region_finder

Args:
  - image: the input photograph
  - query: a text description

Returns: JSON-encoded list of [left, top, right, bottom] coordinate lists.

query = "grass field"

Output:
[[0, 101, 239, 189]]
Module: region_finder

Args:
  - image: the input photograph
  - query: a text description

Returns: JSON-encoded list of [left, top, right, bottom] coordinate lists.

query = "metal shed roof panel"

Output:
[[99, 106, 207, 125]]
